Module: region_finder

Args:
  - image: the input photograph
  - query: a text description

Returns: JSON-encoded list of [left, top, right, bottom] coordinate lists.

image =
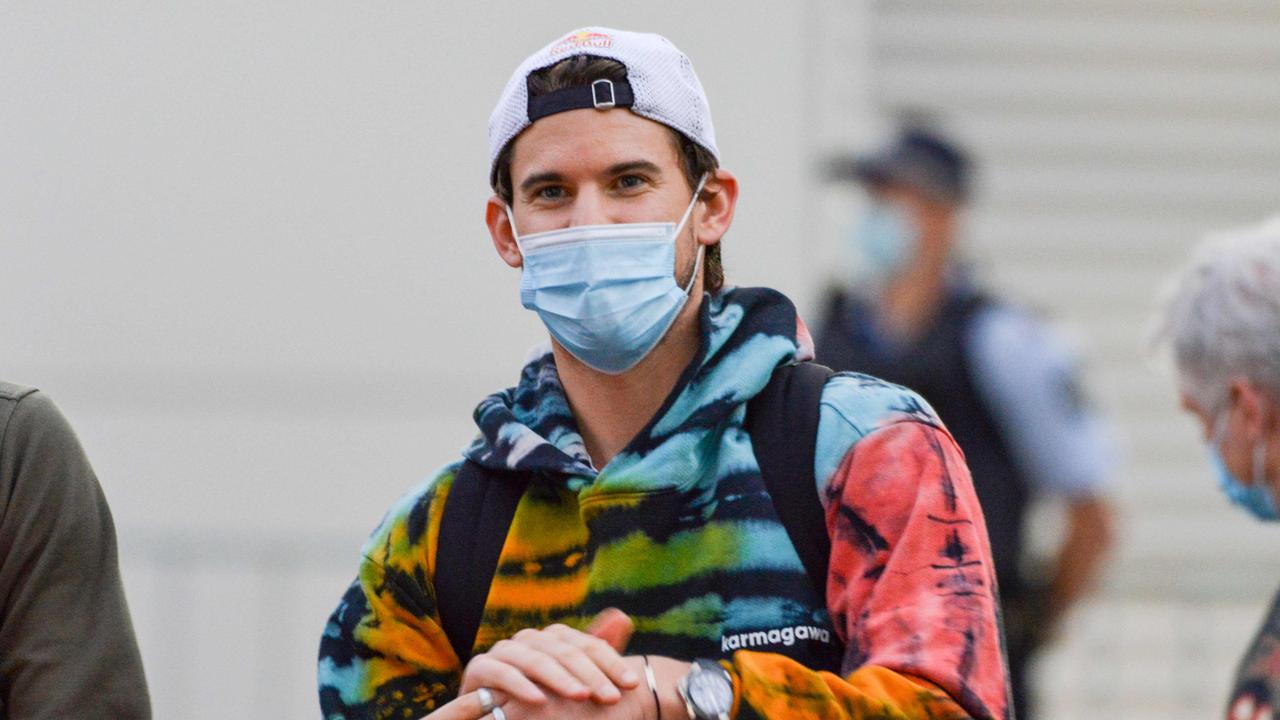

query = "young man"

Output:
[[817, 125, 1116, 719], [319, 28, 1008, 720], [1155, 219, 1280, 720]]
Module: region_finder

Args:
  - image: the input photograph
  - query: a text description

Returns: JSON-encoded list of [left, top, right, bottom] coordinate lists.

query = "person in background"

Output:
[[319, 28, 1010, 720], [0, 382, 151, 719], [1154, 219, 1280, 720], [815, 123, 1118, 719]]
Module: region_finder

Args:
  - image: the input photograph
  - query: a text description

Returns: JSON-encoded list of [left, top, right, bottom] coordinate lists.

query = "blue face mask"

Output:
[[507, 174, 707, 375], [1208, 411, 1278, 521], [850, 201, 917, 281]]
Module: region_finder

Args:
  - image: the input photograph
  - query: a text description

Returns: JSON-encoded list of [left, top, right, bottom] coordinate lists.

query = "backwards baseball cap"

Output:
[[828, 125, 972, 205], [488, 27, 719, 185]]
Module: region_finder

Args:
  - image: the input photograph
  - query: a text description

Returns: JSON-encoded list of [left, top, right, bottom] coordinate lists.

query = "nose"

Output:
[[568, 185, 609, 228]]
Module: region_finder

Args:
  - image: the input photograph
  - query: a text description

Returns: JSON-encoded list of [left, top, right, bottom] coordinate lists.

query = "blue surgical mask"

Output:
[[507, 174, 708, 375], [1208, 411, 1278, 521], [850, 201, 917, 281]]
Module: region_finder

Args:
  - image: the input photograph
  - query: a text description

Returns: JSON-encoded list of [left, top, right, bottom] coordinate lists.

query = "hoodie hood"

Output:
[[464, 287, 814, 492]]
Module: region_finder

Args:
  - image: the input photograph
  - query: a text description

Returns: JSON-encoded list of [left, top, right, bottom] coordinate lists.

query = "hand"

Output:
[[419, 687, 509, 720], [496, 656, 648, 720], [497, 655, 693, 720], [459, 609, 640, 706]]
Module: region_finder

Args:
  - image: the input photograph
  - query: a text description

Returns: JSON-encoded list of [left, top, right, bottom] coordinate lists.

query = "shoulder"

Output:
[[965, 303, 1118, 493], [359, 461, 465, 570], [0, 383, 61, 445], [967, 301, 1077, 374], [0, 385, 91, 483], [966, 301, 1089, 414], [814, 372, 945, 491], [0, 380, 40, 404]]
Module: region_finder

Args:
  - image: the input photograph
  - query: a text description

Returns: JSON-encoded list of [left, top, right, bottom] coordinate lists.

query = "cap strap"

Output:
[[527, 78, 635, 122]]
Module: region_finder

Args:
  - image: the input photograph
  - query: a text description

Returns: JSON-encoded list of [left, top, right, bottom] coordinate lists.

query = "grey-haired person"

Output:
[[1155, 217, 1280, 720]]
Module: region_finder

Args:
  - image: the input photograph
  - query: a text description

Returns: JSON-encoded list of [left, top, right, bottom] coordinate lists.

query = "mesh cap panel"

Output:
[[488, 27, 719, 184]]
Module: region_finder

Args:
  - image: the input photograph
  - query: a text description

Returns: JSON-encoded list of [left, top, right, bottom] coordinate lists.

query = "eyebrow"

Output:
[[604, 160, 663, 178], [517, 160, 665, 195], [519, 171, 565, 194]]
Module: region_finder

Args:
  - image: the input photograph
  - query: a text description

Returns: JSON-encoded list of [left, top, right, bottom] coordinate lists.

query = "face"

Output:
[[486, 108, 736, 288], [869, 183, 957, 261], [1180, 378, 1280, 489]]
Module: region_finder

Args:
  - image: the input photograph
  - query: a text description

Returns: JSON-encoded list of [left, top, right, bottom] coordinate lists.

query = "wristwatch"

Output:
[[677, 658, 733, 720]]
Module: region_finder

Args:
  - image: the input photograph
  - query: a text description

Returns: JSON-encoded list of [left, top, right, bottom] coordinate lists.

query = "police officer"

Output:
[[816, 123, 1118, 719]]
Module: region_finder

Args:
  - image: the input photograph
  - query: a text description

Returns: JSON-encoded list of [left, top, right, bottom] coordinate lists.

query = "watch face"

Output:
[[689, 665, 733, 714]]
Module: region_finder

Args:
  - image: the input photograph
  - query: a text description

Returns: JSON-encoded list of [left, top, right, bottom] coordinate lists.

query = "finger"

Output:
[[548, 625, 639, 691], [461, 655, 547, 705], [417, 687, 508, 720], [540, 626, 627, 701], [472, 687, 510, 715], [586, 608, 635, 654], [578, 635, 641, 690], [489, 638, 592, 700]]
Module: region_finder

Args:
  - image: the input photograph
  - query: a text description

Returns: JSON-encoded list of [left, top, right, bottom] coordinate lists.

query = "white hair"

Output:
[[1153, 215, 1280, 410]]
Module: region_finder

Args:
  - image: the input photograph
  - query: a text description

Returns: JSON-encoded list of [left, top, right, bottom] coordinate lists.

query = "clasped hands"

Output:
[[423, 608, 691, 720]]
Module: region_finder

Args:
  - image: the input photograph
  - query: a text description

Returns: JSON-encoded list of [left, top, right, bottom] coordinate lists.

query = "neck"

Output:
[[876, 253, 949, 342], [555, 294, 704, 469]]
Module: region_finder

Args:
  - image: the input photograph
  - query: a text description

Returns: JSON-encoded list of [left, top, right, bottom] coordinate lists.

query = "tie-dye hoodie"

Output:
[[318, 287, 1009, 719]]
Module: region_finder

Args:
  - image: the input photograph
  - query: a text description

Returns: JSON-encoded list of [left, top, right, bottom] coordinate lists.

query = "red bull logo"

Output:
[[549, 30, 614, 55]]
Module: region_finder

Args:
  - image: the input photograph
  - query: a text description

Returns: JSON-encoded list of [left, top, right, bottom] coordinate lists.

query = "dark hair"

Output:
[[491, 55, 724, 293]]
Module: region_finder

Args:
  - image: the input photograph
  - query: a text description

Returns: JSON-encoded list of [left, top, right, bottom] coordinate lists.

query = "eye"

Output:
[[533, 185, 566, 202], [616, 174, 648, 191]]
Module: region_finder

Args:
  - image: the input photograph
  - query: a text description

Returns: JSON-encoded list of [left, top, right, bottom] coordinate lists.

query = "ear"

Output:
[[1230, 378, 1271, 441], [693, 168, 739, 247], [485, 195, 523, 268]]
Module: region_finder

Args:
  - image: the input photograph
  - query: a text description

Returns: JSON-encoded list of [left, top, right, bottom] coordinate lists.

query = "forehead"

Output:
[[509, 108, 681, 179]]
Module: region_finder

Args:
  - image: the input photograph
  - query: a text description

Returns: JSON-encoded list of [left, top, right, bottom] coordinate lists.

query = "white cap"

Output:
[[488, 27, 719, 185]]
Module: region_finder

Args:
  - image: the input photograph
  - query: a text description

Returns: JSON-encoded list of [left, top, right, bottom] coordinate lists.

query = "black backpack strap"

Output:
[[436, 362, 834, 662], [745, 361, 836, 604], [435, 460, 529, 665]]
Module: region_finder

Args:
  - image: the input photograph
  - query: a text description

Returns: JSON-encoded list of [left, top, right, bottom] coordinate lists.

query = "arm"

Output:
[[318, 471, 465, 718], [966, 306, 1118, 628], [1046, 496, 1114, 626], [0, 391, 151, 719], [727, 420, 1008, 719]]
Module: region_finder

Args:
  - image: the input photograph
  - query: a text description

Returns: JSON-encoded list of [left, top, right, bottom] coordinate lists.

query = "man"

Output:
[[815, 125, 1116, 719], [0, 382, 151, 719], [319, 28, 1008, 720], [1154, 218, 1280, 720]]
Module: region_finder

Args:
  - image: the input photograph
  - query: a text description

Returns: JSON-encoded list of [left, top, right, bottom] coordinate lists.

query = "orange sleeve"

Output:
[[728, 420, 1010, 719]]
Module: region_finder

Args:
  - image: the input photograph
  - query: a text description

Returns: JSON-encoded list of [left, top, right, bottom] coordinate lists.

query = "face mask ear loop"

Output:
[[682, 242, 706, 296], [674, 173, 710, 295], [672, 173, 710, 240], [504, 204, 527, 258], [1256, 436, 1270, 488]]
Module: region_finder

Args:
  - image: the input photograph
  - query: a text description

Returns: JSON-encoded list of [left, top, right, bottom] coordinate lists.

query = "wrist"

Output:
[[651, 656, 695, 719]]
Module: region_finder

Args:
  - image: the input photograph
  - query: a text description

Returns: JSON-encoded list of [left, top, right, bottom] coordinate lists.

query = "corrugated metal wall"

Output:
[[812, 1, 1280, 717]]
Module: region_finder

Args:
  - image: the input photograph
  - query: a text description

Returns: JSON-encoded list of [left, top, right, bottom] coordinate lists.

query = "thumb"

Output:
[[586, 607, 634, 652]]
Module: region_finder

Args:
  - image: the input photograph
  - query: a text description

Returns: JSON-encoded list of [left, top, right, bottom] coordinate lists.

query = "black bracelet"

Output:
[[643, 655, 662, 720]]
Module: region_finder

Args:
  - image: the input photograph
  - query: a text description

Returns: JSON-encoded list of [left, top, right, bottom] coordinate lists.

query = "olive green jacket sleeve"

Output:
[[0, 383, 151, 719]]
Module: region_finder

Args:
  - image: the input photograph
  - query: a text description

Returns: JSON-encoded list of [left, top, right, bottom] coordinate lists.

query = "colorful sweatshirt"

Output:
[[318, 287, 1010, 719]]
